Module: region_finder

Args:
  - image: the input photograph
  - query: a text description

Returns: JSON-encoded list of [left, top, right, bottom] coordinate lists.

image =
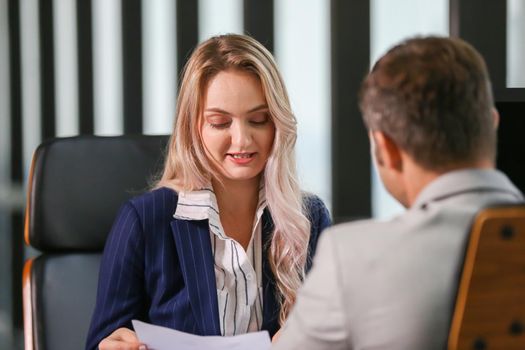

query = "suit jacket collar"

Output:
[[170, 219, 221, 336], [261, 208, 279, 335], [413, 169, 523, 209], [170, 208, 279, 337]]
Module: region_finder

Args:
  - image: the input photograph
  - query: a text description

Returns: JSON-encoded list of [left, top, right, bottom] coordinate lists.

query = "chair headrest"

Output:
[[25, 135, 169, 252]]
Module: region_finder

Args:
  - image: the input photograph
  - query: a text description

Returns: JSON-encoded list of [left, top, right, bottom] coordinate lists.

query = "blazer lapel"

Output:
[[171, 218, 221, 336], [261, 209, 279, 336]]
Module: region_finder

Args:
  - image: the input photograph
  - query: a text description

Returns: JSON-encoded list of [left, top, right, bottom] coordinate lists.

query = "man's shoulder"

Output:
[[326, 216, 403, 242], [320, 212, 426, 266]]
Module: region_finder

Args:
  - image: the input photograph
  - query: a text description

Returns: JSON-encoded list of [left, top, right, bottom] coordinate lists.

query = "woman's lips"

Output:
[[227, 152, 256, 165]]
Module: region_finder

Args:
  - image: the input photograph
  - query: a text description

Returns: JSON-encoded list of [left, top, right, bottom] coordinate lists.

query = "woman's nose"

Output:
[[231, 122, 253, 148]]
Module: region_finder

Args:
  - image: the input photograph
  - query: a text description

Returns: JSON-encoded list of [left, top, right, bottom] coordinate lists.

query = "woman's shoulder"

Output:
[[127, 186, 180, 217], [301, 192, 327, 212], [301, 192, 332, 229]]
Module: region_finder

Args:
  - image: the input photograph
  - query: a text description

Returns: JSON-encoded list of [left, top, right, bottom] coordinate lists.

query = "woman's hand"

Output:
[[98, 327, 147, 350]]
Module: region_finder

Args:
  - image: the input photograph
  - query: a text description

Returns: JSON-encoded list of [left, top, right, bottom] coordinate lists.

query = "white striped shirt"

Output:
[[174, 185, 265, 336]]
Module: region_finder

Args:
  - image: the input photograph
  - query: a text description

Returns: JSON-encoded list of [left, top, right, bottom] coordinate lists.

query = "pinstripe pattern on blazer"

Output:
[[85, 187, 331, 350]]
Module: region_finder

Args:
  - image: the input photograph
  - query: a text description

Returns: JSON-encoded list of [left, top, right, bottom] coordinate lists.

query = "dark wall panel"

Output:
[[331, 0, 371, 222], [39, 0, 56, 140], [450, 0, 506, 90], [176, 0, 199, 77], [122, 0, 143, 134], [8, 0, 22, 184], [77, 0, 94, 134], [244, 0, 274, 53], [496, 101, 525, 193], [496, 90, 525, 195], [8, 0, 24, 331]]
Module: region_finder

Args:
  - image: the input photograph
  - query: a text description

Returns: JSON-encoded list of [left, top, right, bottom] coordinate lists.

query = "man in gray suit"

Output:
[[273, 36, 523, 350]]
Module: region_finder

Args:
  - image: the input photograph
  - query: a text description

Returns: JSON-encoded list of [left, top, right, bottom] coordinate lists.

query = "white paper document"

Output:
[[132, 320, 272, 350]]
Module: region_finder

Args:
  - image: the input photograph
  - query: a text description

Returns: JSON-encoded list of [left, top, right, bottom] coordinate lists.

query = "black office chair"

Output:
[[448, 204, 525, 349], [23, 135, 169, 350]]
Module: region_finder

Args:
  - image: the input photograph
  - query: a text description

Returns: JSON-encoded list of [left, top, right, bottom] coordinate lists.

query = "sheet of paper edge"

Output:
[[132, 320, 271, 350]]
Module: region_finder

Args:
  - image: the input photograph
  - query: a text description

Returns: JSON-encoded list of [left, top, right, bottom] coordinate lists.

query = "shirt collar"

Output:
[[174, 182, 268, 222], [174, 184, 218, 221], [412, 168, 523, 209]]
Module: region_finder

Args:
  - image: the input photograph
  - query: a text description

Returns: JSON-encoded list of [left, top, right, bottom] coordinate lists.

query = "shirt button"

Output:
[[246, 273, 253, 280]]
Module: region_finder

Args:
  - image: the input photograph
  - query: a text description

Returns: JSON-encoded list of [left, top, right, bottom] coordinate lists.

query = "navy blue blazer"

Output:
[[86, 187, 331, 350]]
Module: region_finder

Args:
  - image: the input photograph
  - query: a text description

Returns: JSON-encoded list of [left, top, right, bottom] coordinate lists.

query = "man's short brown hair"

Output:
[[360, 36, 496, 170]]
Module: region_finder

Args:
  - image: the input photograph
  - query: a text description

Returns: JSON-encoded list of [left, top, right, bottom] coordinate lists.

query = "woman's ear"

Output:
[[492, 107, 500, 130], [370, 130, 402, 171]]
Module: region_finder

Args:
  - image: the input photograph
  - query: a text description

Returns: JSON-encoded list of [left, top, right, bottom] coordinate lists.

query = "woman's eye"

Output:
[[250, 113, 270, 125], [209, 122, 231, 129], [206, 116, 231, 129]]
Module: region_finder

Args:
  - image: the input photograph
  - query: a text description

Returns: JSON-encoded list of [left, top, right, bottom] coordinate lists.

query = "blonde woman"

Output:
[[86, 34, 331, 350]]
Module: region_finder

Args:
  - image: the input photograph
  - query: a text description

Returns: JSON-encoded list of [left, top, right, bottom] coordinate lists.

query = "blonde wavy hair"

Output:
[[156, 34, 311, 325]]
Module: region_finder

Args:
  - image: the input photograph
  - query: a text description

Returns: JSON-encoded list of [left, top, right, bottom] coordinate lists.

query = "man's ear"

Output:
[[492, 107, 500, 130], [371, 131, 402, 171]]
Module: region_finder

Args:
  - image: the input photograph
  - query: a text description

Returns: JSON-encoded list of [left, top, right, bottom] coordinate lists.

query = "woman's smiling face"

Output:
[[200, 69, 275, 185]]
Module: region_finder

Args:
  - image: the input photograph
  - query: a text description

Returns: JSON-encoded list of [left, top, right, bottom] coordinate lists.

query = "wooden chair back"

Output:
[[448, 204, 525, 350]]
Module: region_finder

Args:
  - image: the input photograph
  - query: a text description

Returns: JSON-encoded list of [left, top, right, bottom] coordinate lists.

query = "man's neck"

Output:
[[402, 157, 495, 207]]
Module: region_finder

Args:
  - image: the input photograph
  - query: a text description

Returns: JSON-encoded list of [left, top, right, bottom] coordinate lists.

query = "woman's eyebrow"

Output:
[[247, 104, 269, 113], [204, 107, 232, 115], [204, 104, 268, 115]]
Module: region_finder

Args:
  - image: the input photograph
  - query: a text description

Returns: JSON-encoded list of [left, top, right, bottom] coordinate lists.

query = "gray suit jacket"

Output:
[[274, 169, 523, 350]]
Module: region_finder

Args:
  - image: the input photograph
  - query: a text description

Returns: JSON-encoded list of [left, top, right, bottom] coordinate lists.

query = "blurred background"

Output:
[[1, 0, 524, 348]]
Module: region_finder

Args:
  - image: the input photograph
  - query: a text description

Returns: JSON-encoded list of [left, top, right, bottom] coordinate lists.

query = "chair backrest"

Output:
[[448, 204, 525, 350], [23, 135, 169, 350]]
